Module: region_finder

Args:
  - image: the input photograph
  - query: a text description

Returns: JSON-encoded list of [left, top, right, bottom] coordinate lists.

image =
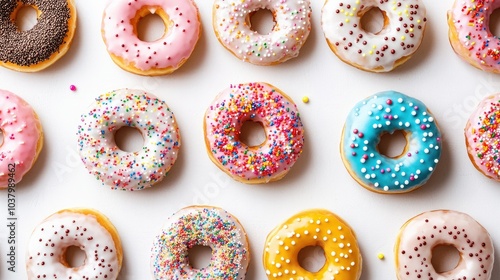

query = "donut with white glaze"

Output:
[[263, 209, 362, 279], [341, 91, 442, 193], [151, 206, 250, 279], [213, 0, 312, 65], [77, 89, 181, 191], [448, 0, 500, 73], [26, 208, 122, 280], [395, 210, 494, 280], [0, 89, 43, 188], [465, 93, 500, 180], [102, 0, 200, 75], [204, 82, 304, 184], [321, 0, 427, 72], [0, 0, 77, 72]]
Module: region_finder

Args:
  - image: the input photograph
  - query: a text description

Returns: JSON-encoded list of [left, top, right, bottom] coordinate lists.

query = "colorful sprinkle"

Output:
[[69, 84, 77, 91], [377, 253, 385, 260], [302, 96, 310, 103]]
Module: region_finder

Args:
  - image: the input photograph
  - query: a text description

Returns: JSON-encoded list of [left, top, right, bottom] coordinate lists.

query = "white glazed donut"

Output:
[[395, 210, 494, 280], [321, 0, 427, 72], [77, 89, 181, 191], [212, 0, 312, 65], [26, 208, 122, 280], [151, 206, 250, 279]]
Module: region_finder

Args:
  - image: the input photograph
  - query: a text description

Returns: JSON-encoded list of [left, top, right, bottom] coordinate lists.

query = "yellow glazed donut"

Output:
[[26, 208, 123, 279], [263, 209, 362, 279], [0, 0, 77, 72], [321, 0, 427, 72], [395, 210, 494, 280]]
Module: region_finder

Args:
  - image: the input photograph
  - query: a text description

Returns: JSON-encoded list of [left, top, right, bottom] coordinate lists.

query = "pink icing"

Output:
[[465, 94, 500, 180], [449, 0, 500, 72], [0, 90, 42, 188], [102, 0, 200, 72], [204, 82, 304, 182]]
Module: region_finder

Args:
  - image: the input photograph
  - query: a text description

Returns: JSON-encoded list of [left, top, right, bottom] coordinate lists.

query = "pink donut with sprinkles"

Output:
[[0, 89, 43, 188], [395, 210, 494, 280], [465, 93, 500, 180], [151, 206, 250, 279], [448, 0, 500, 73], [204, 82, 305, 184], [101, 0, 201, 75], [321, 0, 427, 72]]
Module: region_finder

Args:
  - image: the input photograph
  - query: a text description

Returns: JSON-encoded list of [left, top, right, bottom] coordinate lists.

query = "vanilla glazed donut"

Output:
[[151, 206, 250, 279], [26, 208, 123, 280], [102, 0, 200, 75], [77, 89, 180, 191], [395, 210, 494, 280], [465, 93, 500, 180], [263, 209, 362, 279], [448, 0, 500, 73], [0, 89, 43, 188], [341, 91, 442, 193], [0, 0, 77, 72], [213, 0, 312, 65], [321, 0, 427, 72], [204, 82, 305, 184]]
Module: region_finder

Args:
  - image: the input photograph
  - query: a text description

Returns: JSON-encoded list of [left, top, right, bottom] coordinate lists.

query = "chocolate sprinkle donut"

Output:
[[0, 0, 72, 67]]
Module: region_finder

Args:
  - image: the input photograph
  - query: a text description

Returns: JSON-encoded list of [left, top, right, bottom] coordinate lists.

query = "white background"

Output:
[[2, 0, 500, 279]]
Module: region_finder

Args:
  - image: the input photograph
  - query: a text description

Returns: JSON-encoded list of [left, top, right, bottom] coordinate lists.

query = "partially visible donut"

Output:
[[321, 0, 427, 72], [0, 0, 77, 72], [213, 0, 312, 65], [102, 0, 201, 75], [151, 206, 250, 279], [448, 0, 500, 73], [26, 208, 123, 280], [395, 210, 494, 280]]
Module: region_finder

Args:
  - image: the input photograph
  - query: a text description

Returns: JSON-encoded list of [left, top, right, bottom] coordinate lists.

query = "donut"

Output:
[[212, 0, 312, 65], [101, 0, 201, 75], [448, 0, 500, 73], [204, 82, 304, 184], [0, 89, 43, 188], [77, 88, 181, 191], [26, 208, 123, 279], [263, 209, 362, 279], [395, 210, 494, 280], [0, 0, 77, 72], [341, 91, 442, 193], [321, 0, 427, 72], [151, 206, 250, 279], [464, 93, 500, 180]]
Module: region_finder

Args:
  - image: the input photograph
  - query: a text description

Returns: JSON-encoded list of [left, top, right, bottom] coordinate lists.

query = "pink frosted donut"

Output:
[[465, 93, 500, 180], [448, 0, 500, 73], [0, 90, 43, 188], [204, 82, 305, 184], [102, 0, 201, 75], [395, 210, 494, 280]]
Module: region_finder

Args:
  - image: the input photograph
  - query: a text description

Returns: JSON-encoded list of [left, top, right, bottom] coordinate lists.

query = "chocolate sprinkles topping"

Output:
[[0, 0, 72, 66]]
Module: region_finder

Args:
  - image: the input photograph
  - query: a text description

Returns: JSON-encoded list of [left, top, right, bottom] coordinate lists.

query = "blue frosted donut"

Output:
[[341, 91, 442, 193]]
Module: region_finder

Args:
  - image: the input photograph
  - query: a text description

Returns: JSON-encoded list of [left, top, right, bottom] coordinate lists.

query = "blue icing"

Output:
[[342, 91, 442, 192]]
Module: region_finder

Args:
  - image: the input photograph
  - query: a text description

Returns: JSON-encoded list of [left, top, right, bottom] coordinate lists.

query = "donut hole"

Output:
[[249, 9, 275, 35], [377, 130, 408, 158], [14, 5, 38, 32], [359, 7, 386, 34], [298, 246, 326, 273], [63, 245, 86, 268], [0, 130, 4, 147], [489, 9, 500, 37], [114, 126, 144, 153], [431, 244, 460, 273], [136, 8, 168, 42], [188, 245, 212, 269], [240, 120, 266, 148]]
